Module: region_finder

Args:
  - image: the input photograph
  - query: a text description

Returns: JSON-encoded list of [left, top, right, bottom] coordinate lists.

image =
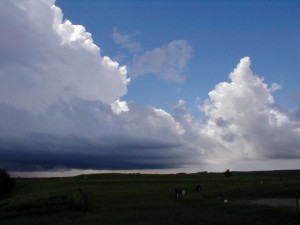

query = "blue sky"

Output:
[[0, 0, 300, 176], [56, 0, 299, 111]]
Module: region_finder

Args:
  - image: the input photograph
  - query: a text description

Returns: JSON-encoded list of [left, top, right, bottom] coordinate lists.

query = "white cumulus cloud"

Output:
[[199, 57, 300, 162], [0, 0, 129, 113]]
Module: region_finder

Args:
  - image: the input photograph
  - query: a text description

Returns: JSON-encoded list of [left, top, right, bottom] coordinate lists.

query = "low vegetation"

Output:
[[0, 170, 300, 225], [0, 168, 14, 198]]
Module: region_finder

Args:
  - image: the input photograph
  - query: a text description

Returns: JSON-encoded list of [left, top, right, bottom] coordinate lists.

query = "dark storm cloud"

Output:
[[0, 93, 188, 171], [0, 0, 189, 172], [0, 133, 183, 171]]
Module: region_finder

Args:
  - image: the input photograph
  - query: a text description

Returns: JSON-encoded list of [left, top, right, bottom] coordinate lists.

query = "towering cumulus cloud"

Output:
[[199, 57, 300, 162], [0, 0, 129, 112], [0, 0, 187, 171]]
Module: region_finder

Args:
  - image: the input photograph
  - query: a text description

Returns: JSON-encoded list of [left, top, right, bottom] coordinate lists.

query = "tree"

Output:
[[0, 168, 14, 197], [224, 169, 232, 177]]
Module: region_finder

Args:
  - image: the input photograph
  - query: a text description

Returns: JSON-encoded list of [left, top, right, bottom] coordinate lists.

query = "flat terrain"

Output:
[[1, 171, 300, 225]]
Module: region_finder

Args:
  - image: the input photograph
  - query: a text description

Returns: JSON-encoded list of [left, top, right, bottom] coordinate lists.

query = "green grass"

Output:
[[1, 171, 300, 225]]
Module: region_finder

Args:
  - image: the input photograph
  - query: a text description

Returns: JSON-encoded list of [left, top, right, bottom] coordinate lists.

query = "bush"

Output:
[[224, 169, 232, 177], [0, 168, 14, 197]]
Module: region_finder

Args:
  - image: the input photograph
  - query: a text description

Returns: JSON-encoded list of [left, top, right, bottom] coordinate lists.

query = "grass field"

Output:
[[1, 171, 300, 225]]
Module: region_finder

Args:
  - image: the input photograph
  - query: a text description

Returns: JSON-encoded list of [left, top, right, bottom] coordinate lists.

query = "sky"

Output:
[[0, 0, 300, 177]]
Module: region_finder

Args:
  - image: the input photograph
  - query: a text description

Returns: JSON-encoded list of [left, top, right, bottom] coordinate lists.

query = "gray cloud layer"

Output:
[[0, 0, 299, 172]]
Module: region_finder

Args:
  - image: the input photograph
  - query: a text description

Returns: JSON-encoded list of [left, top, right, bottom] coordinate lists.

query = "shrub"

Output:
[[0, 168, 14, 197], [224, 169, 232, 177]]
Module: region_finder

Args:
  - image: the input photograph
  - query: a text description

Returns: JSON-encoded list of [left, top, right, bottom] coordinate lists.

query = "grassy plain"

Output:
[[1, 171, 300, 225]]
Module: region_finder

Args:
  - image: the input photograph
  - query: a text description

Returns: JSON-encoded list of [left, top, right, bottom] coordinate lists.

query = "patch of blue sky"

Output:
[[56, 0, 299, 111]]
